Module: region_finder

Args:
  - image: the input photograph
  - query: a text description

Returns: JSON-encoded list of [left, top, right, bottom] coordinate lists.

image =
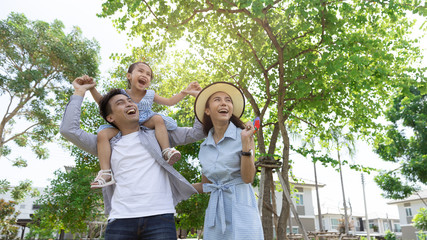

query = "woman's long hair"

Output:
[[202, 98, 245, 135]]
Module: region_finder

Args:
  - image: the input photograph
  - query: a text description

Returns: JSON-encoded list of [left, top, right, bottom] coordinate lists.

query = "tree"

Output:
[[30, 100, 105, 236], [30, 160, 104, 236], [374, 86, 426, 199], [413, 208, 427, 232], [0, 198, 19, 239], [0, 180, 39, 238], [0, 12, 99, 166], [99, 1, 425, 238]]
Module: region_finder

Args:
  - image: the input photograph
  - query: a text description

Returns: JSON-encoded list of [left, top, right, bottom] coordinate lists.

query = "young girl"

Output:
[[86, 62, 201, 188]]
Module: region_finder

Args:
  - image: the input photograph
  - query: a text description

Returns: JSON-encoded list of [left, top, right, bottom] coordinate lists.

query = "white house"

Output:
[[368, 215, 401, 236], [388, 189, 427, 240], [262, 179, 325, 234], [315, 209, 400, 238]]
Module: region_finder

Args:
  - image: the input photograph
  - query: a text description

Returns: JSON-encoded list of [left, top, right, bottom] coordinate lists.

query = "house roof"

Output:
[[387, 189, 427, 205], [292, 178, 326, 188]]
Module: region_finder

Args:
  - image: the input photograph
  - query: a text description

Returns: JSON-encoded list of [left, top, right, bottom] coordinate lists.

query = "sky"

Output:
[[1, 0, 426, 220]]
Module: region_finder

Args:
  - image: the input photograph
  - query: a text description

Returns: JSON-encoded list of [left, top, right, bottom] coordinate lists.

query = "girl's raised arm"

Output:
[[154, 81, 201, 106]]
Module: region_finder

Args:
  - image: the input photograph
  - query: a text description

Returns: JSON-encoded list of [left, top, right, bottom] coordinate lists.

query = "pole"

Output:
[[361, 173, 371, 240], [314, 161, 324, 232], [338, 149, 349, 234]]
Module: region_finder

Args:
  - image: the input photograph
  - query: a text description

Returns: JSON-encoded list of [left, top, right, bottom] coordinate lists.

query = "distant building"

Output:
[[0, 187, 44, 239], [388, 189, 427, 240], [315, 210, 400, 237], [317, 211, 364, 233], [255, 179, 325, 234], [368, 215, 401, 236]]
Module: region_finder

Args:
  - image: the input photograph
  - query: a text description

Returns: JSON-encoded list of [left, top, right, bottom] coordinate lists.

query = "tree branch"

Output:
[[2, 122, 39, 145], [289, 113, 317, 129], [142, 0, 161, 22], [263, 0, 283, 14]]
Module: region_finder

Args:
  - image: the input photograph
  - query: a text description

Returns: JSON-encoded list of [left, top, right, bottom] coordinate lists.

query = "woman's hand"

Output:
[[240, 121, 256, 183], [241, 122, 255, 151]]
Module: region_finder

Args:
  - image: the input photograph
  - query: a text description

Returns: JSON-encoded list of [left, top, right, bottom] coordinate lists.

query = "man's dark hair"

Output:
[[99, 88, 124, 129]]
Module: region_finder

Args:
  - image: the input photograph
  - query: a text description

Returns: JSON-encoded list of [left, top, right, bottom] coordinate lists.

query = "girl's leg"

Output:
[[143, 115, 169, 150], [92, 127, 119, 188], [143, 115, 181, 164]]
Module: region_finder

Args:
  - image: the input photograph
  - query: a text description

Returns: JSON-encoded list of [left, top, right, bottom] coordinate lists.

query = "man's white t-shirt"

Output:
[[108, 131, 175, 219]]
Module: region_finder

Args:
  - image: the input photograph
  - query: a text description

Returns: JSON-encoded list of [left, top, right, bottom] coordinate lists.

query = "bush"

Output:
[[384, 230, 396, 240], [413, 208, 427, 231]]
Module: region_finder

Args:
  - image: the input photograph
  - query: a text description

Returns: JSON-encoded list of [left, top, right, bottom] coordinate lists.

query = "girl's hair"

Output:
[[126, 62, 153, 88], [202, 95, 245, 135]]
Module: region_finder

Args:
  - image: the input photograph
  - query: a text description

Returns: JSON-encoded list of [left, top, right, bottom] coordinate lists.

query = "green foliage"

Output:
[[413, 208, 427, 231], [374, 86, 427, 199], [418, 231, 427, 240], [10, 180, 38, 202], [0, 198, 19, 238], [176, 193, 210, 232], [0, 202, 19, 238], [24, 227, 56, 240], [99, 0, 425, 156], [0, 179, 39, 202], [385, 230, 397, 240], [30, 165, 104, 234], [0, 12, 100, 164]]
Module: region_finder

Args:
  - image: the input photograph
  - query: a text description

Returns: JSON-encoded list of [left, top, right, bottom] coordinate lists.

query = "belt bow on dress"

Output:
[[203, 178, 244, 233]]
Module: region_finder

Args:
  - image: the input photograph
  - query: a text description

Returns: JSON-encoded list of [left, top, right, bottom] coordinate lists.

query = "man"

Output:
[[60, 77, 205, 239]]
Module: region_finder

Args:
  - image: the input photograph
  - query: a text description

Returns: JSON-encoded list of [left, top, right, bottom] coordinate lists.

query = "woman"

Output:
[[193, 82, 264, 239]]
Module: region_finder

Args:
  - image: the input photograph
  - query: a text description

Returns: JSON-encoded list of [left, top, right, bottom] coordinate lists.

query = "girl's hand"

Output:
[[182, 81, 202, 97], [76, 75, 96, 88]]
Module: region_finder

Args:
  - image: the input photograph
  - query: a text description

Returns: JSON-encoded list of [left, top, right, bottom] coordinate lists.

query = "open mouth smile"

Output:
[[126, 108, 137, 115]]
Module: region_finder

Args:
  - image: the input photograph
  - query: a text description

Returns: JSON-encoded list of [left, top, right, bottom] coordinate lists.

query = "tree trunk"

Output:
[[262, 168, 274, 240]]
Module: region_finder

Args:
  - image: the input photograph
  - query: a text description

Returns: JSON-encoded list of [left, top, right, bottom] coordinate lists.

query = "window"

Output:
[[295, 193, 304, 206], [286, 227, 299, 234], [32, 204, 41, 210], [394, 223, 401, 232], [20, 204, 26, 209], [331, 218, 339, 230], [405, 207, 413, 217]]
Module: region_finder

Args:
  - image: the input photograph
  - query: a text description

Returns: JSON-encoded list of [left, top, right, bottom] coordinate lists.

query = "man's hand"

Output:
[[182, 81, 202, 97], [75, 75, 96, 86], [72, 75, 96, 96]]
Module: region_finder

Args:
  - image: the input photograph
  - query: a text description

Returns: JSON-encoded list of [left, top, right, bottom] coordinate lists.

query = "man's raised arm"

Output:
[[59, 76, 98, 156], [168, 119, 206, 147]]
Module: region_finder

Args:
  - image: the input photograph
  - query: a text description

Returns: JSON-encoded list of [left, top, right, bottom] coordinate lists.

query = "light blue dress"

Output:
[[99, 89, 177, 131], [199, 122, 264, 240]]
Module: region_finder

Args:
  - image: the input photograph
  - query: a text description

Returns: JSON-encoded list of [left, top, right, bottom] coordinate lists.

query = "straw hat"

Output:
[[194, 82, 245, 123]]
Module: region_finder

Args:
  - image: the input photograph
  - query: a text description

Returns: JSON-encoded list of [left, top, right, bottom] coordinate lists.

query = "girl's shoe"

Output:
[[90, 169, 116, 188], [162, 148, 181, 165]]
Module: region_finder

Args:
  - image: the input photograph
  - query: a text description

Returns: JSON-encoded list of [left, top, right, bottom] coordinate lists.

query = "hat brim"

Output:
[[194, 82, 245, 123]]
